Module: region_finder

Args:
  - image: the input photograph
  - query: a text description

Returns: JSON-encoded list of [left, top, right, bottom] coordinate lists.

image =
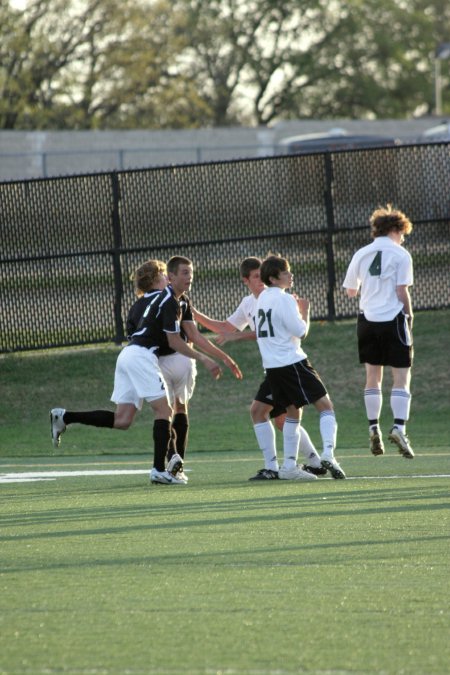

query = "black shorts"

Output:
[[265, 359, 328, 410], [254, 376, 286, 419], [357, 311, 413, 367]]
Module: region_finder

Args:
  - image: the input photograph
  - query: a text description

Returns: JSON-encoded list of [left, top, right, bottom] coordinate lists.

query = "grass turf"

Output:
[[1, 309, 449, 673], [1, 309, 449, 457], [1, 451, 450, 674]]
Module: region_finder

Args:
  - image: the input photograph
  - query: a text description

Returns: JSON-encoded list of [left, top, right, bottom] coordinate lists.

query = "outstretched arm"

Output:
[[166, 332, 222, 380], [192, 307, 235, 334], [182, 321, 243, 380]]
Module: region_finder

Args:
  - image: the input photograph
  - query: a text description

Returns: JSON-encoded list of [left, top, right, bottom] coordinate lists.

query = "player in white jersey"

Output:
[[256, 255, 346, 480], [193, 257, 325, 480], [343, 205, 415, 458]]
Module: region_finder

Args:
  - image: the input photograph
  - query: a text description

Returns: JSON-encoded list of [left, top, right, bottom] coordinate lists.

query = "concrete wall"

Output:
[[0, 117, 442, 181]]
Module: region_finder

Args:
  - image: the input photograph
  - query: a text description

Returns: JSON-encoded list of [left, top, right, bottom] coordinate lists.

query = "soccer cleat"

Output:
[[176, 469, 189, 483], [369, 428, 385, 456], [248, 468, 279, 480], [279, 465, 317, 481], [50, 408, 66, 448], [301, 463, 328, 476], [150, 468, 187, 485], [321, 454, 346, 479], [166, 453, 184, 477], [388, 427, 415, 459]]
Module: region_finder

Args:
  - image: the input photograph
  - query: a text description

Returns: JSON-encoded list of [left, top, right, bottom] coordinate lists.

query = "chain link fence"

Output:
[[1, 143, 449, 353]]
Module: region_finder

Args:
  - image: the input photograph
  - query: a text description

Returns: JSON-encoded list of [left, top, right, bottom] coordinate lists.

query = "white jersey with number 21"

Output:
[[256, 286, 308, 369]]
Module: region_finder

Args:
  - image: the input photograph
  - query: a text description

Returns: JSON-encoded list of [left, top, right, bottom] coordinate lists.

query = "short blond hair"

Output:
[[132, 259, 166, 296]]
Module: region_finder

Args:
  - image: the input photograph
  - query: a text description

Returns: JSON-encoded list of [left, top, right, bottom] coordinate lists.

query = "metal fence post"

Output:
[[111, 172, 125, 344], [323, 153, 337, 321]]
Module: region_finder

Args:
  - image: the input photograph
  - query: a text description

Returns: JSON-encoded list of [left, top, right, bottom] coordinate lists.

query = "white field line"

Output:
[[1, 469, 450, 483]]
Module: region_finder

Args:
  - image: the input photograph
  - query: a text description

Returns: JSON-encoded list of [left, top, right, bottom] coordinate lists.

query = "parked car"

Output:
[[277, 128, 401, 154], [418, 121, 450, 142]]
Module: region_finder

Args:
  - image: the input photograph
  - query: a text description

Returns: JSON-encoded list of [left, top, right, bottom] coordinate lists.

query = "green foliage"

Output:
[[1, 0, 450, 128]]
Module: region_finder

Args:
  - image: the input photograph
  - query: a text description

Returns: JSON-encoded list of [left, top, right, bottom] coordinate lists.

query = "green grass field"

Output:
[[1, 309, 449, 674]]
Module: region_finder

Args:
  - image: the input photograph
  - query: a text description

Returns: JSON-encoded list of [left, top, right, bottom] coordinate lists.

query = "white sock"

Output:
[[319, 410, 337, 457], [364, 388, 382, 423], [283, 418, 300, 469], [390, 388, 411, 427], [299, 426, 321, 467], [253, 421, 278, 471]]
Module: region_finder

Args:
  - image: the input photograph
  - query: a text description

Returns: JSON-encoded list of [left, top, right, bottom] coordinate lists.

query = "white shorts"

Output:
[[158, 352, 197, 405], [110, 344, 168, 410]]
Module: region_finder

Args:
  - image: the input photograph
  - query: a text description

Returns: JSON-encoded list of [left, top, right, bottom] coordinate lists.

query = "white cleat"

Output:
[[150, 468, 187, 485], [279, 464, 317, 481], [388, 427, 414, 459], [50, 408, 66, 448], [320, 453, 346, 479]]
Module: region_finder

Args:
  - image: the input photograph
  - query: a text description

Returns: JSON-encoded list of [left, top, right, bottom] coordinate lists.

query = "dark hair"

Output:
[[260, 255, 289, 286], [167, 255, 193, 275], [239, 257, 262, 279], [370, 205, 413, 238]]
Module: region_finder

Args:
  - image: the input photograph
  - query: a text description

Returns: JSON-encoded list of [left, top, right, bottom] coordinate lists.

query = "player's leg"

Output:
[[149, 394, 186, 484], [278, 404, 316, 481], [364, 364, 385, 456], [386, 312, 414, 458], [249, 398, 279, 478], [49, 345, 142, 447], [159, 353, 196, 480], [357, 314, 386, 455], [388, 366, 414, 458]]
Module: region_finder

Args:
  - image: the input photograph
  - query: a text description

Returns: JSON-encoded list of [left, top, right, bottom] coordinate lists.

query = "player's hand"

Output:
[[223, 356, 243, 380], [214, 331, 235, 345], [293, 293, 310, 319], [202, 356, 222, 380]]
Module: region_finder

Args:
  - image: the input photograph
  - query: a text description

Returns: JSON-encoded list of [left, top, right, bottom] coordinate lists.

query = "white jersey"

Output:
[[343, 236, 413, 322], [227, 294, 257, 331], [256, 287, 308, 368]]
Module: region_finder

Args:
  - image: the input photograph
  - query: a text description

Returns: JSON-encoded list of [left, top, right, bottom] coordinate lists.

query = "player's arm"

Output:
[[292, 294, 310, 338], [191, 306, 251, 345], [345, 288, 359, 298], [214, 329, 256, 345], [191, 307, 234, 334], [284, 297, 308, 339], [396, 285, 414, 327], [182, 321, 243, 380], [166, 332, 222, 380]]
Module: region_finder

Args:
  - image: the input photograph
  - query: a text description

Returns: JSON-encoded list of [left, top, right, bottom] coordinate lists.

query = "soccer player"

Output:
[[342, 205, 415, 458], [193, 257, 325, 481], [255, 254, 346, 480], [50, 257, 242, 485], [126, 258, 194, 482]]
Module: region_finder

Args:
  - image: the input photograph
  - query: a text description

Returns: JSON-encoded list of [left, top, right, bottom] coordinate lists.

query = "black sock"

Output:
[[167, 426, 177, 461], [172, 413, 189, 459], [64, 410, 115, 428], [153, 419, 171, 471]]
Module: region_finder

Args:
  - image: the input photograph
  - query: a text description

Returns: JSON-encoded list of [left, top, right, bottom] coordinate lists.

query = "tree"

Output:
[[172, 0, 450, 124], [1, 0, 449, 128], [0, 0, 202, 129]]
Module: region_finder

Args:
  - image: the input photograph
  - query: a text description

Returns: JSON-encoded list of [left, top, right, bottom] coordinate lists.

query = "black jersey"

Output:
[[129, 286, 193, 355], [126, 290, 161, 338]]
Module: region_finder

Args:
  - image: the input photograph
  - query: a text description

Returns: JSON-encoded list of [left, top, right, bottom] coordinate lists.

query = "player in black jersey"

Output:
[[50, 257, 242, 485]]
